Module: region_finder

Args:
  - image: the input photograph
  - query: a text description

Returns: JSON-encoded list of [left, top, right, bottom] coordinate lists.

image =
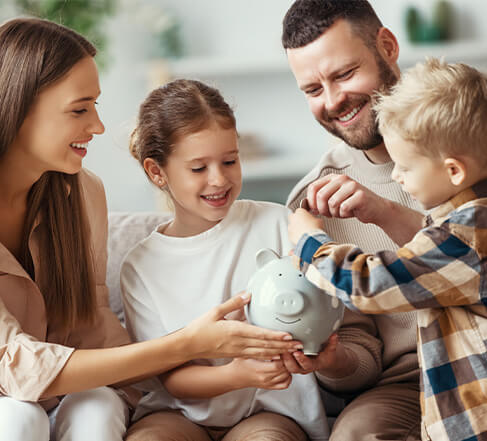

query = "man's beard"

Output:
[[318, 54, 398, 151]]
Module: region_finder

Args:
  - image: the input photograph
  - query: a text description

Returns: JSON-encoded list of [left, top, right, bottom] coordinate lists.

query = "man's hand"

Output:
[[281, 334, 357, 378], [306, 174, 388, 225], [288, 208, 324, 245], [306, 174, 424, 246]]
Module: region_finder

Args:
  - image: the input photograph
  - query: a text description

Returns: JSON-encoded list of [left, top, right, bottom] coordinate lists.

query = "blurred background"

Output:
[[2, 0, 487, 211]]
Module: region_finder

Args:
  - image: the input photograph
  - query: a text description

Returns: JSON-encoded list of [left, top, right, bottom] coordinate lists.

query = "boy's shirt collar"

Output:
[[424, 178, 487, 227]]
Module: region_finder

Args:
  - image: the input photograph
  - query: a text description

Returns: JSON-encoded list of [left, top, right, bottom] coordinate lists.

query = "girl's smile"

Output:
[[158, 122, 242, 237], [201, 189, 232, 207]]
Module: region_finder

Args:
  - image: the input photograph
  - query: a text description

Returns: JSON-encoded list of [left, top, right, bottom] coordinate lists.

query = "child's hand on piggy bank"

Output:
[[288, 207, 325, 245]]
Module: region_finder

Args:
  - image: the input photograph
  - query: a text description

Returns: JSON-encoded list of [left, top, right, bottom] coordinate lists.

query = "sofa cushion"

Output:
[[107, 211, 171, 325]]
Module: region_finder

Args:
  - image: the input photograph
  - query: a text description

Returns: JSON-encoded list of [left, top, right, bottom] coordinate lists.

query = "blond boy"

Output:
[[288, 58, 487, 441]]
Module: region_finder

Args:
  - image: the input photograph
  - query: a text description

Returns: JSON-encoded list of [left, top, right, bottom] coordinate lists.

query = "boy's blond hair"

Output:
[[374, 58, 487, 165]]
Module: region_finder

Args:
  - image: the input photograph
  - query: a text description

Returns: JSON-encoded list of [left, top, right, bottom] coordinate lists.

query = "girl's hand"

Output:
[[288, 208, 324, 245], [183, 294, 303, 360], [228, 357, 292, 390]]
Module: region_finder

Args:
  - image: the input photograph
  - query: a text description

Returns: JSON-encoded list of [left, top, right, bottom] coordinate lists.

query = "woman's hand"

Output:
[[288, 208, 324, 245], [227, 357, 292, 390], [183, 294, 303, 360], [223, 291, 249, 322]]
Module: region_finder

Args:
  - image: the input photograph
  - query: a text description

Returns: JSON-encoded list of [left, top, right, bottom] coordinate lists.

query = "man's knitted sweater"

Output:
[[287, 141, 423, 393]]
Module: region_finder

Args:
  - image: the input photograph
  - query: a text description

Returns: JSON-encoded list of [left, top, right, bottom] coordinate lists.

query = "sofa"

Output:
[[107, 211, 171, 325]]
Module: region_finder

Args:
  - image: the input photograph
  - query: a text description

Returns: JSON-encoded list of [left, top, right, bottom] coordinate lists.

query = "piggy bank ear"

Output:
[[256, 248, 280, 268]]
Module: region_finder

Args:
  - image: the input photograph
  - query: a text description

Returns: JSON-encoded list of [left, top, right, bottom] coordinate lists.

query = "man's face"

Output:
[[287, 19, 398, 151]]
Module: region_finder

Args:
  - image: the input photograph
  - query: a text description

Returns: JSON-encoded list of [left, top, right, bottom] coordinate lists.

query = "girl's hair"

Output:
[[374, 57, 487, 166], [0, 18, 98, 332], [130, 79, 236, 172]]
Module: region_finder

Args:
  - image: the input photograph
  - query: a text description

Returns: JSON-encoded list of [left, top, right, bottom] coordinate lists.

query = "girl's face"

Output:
[[9, 56, 104, 177], [161, 123, 242, 237]]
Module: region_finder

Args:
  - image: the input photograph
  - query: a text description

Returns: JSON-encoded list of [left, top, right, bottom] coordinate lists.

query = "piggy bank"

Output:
[[246, 248, 344, 355]]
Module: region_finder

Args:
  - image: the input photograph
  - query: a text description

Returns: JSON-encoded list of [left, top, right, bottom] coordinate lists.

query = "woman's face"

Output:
[[9, 56, 104, 177]]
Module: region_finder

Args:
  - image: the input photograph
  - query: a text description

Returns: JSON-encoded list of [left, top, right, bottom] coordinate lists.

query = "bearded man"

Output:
[[282, 1, 424, 440]]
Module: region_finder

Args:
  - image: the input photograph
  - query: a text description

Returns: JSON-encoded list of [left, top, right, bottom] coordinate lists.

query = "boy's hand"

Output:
[[288, 208, 324, 245], [228, 357, 292, 390]]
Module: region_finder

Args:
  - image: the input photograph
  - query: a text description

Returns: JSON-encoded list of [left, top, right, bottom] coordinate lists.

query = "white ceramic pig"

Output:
[[246, 248, 344, 355]]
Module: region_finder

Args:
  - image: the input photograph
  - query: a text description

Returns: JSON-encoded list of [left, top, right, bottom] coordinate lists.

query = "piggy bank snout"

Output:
[[273, 291, 305, 316]]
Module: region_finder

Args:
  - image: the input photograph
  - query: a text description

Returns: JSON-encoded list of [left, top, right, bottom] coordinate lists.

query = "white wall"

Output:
[[71, 1, 487, 210], [85, 0, 309, 211]]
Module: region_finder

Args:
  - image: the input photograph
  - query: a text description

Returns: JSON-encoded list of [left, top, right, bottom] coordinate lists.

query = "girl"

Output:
[[0, 18, 300, 441], [121, 79, 329, 441]]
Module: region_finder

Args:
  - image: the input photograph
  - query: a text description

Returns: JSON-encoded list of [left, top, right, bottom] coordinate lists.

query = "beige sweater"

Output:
[[0, 169, 138, 410], [287, 141, 422, 393]]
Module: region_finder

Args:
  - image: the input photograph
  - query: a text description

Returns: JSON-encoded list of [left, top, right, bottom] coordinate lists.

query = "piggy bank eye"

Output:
[[298, 274, 303, 277], [278, 273, 282, 276]]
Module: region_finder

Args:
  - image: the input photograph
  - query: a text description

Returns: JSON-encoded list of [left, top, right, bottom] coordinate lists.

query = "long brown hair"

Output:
[[130, 79, 236, 172], [0, 18, 98, 332]]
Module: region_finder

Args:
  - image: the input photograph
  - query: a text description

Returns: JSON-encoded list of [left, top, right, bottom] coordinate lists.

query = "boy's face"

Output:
[[385, 133, 455, 209]]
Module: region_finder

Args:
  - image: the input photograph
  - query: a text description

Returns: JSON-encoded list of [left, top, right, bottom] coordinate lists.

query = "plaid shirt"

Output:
[[294, 179, 487, 441]]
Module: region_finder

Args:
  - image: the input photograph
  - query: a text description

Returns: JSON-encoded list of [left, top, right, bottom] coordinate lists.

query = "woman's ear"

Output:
[[143, 158, 166, 188], [444, 157, 467, 186]]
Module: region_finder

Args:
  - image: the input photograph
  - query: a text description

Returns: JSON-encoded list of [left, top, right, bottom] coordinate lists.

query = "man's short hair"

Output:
[[282, 0, 383, 50], [375, 58, 487, 166]]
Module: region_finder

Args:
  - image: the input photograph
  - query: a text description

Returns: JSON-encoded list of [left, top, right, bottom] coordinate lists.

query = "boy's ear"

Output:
[[444, 157, 467, 186], [143, 158, 166, 187]]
